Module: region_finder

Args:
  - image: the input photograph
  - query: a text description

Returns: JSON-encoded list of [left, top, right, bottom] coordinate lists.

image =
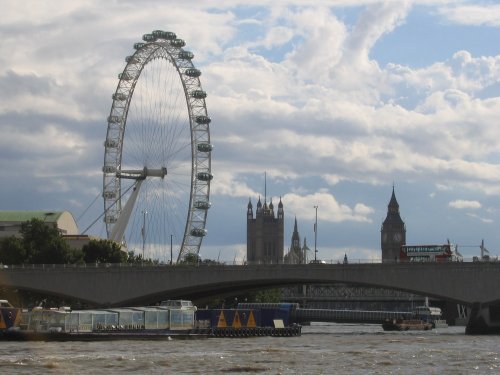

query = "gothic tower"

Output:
[[285, 217, 304, 264], [247, 196, 284, 264], [302, 237, 310, 263], [381, 186, 406, 262]]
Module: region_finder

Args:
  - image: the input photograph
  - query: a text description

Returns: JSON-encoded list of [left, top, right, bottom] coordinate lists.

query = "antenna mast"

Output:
[[264, 171, 267, 204]]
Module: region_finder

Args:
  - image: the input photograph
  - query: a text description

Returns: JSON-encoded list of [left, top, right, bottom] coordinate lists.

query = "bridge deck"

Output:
[[1, 262, 499, 307]]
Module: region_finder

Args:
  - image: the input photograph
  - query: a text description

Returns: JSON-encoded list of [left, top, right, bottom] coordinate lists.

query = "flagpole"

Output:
[[314, 205, 318, 262]]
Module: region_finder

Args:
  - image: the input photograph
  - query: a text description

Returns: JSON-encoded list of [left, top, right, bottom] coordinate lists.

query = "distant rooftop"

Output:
[[0, 210, 66, 223], [0, 210, 79, 235]]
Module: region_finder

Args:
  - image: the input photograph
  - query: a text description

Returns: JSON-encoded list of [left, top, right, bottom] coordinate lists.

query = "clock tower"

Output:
[[381, 186, 406, 262]]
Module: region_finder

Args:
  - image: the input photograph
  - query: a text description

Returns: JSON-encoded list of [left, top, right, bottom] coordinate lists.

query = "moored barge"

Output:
[[1, 299, 203, 341], [1, 300, 301, 341]]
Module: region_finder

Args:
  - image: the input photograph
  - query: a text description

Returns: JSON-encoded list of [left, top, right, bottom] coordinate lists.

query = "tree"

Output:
[[67, 247, 85, 264], [20, 218, 75, 264], [201, 258, 222, 265], [125, 251, 156, 264], [0, 236, 26, 265], [255, 288, 282, 303], [82, 239, 127, 263], [178, 252, 201, 265], [126, 251, 143, 264]]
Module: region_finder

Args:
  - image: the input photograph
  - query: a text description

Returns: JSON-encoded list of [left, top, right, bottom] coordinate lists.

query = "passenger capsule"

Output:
[[170, 39, 186, 48], [194, 201, 211, 210], [190, 90, 207, 99], [152, 30, 176, 40], [178, 51, 194, 60], [102, 165, 117, 174], [185, 68, 201, 78], [125, 55, 138, 63], [104, 215, 117, 223], [195, 115, 211, 125], [107, 115, 123, 124], [103, 191, 117, 199], [104, 139, 119, 148], [197, 143, 213, 152], [118, 72, 134, 81], [142, 33, 157, 42], [196, 172, 213, 181], [190, 228, 207, 237], [112, 93, 127, 101], [133, 42, 146, 50]]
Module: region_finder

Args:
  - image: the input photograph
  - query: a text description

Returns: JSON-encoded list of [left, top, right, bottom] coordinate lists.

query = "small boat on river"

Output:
[[413, 305, 448, 329], [382, 302, 448, 331], [382, 318, 433, 331]]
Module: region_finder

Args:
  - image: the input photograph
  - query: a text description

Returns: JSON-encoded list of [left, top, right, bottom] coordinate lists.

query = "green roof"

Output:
[[0, 211, 65, 223]]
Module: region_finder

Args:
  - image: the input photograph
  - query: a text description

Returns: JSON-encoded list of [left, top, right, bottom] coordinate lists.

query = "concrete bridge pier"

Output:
[[466, 302, 500, 334]]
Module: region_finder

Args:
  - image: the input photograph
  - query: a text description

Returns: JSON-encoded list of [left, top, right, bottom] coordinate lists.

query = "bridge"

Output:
[[0, 262, 498, 308]]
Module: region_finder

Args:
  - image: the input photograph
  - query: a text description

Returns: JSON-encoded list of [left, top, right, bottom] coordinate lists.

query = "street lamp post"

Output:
[[141, 209, 147, 261], [170, 234, 173, 265], [314, 205, 318, 262]]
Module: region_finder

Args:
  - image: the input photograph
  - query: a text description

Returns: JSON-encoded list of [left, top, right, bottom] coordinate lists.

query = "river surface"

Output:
[[0, 323, 499, 374]]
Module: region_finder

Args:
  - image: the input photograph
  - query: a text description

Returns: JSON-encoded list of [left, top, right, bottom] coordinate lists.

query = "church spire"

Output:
[[388, 185, 399, 214], [288, 215, 301, 263], [247, 197, 253, 219]]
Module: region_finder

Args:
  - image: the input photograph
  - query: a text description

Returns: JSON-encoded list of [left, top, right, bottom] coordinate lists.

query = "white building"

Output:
[[0, 210, 79, 239]]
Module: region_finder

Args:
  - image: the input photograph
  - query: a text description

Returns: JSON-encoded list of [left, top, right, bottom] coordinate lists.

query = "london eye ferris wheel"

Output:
[[102, 30, 213, 262]]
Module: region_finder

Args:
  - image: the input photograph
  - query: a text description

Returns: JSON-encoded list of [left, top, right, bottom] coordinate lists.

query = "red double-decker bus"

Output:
[[400, 244, 462, 262]]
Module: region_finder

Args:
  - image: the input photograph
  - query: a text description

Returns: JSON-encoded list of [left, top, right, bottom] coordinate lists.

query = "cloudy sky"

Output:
[[1, 0, 500, 262]]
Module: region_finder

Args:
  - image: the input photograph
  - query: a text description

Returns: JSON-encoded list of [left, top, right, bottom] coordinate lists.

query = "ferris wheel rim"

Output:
[[102, 31, 212, 262]]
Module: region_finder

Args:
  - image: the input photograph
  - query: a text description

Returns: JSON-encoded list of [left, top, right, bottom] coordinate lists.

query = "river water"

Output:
[[0, 323, 498, 374]]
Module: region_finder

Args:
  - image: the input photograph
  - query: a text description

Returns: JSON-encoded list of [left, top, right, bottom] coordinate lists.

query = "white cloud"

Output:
[[439, 4, 500, 27], [210, 167, 259, 198], [201, 3, 500, 200], [448, 199, 482, 209], [466, 213, 494, 224], [283, 191, 374, 223], [341, 2, 411, 66], [323, 174, 344, 186], [284, 7, 348, 83], [255, 26, 295, 49]]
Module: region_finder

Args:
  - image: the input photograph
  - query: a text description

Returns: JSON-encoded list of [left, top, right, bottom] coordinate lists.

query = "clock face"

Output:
[[393, 233, 402, 242]]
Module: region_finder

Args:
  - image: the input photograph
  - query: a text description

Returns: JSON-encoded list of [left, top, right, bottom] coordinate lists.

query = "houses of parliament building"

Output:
[[247, 186, 406, 264], [247, 194, 310, 265], [246, 196, 284, 264]]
